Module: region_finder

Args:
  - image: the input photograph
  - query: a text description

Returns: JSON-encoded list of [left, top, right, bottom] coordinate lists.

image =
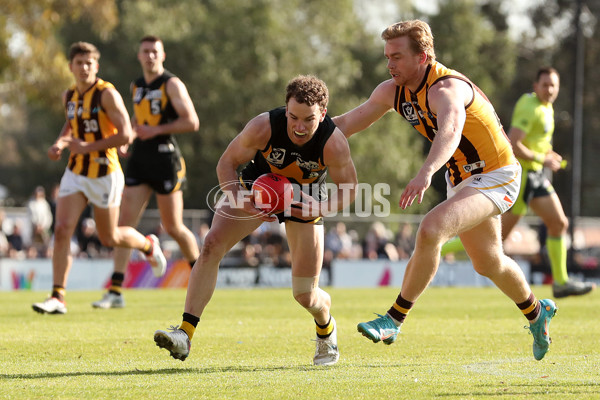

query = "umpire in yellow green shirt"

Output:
[[501, 66, 595, 298]]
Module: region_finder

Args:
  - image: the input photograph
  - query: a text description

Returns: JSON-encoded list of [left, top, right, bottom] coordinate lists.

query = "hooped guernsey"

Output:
[[241, 106, 335, 201], [65, 78, 121, 178], [393, 61, 516, 186]]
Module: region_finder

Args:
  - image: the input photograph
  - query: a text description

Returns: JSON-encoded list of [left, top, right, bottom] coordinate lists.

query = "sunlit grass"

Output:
[[1, 286, 599, 399]]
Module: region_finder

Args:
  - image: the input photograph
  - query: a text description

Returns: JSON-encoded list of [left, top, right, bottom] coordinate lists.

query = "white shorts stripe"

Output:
[[445, 162, 521, 214]]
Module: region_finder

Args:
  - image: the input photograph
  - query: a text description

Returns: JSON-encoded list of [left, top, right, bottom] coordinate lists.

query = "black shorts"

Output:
[[239, 162, 324, 225], [124, 146, 187, 195], [512, 168, 555, 216]]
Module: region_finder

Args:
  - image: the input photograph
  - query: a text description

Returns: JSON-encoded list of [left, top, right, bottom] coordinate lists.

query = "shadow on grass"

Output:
[[435, 382, 600, 398], [0, 363, 413, 380]]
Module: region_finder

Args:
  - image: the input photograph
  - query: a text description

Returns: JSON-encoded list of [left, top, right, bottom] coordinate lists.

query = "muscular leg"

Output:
[[401, 187, 496, 301], [184, 206, 263, 317], [461, 216, 531, 303], [285, 221, 330, 325], [113, 185, 152, 274], [157, 190, 200, 262], [52, 192, 89, 287]]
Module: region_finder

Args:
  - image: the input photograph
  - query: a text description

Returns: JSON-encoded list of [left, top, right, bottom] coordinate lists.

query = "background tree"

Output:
[[1, 0, 598, 219], [0, 0, 119, 204]]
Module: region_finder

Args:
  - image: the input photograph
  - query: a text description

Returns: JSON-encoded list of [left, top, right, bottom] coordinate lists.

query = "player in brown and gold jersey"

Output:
[[32, 42, 166, 315], [334, 20, 557, 361]]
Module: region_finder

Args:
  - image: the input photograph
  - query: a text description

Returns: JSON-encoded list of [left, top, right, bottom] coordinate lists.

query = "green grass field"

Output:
[[1, 286, 599, 399]]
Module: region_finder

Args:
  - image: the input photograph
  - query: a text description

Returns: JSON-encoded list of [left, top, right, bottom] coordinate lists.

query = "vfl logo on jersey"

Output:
[[67, 102, 76, 119], [462, 160, 486, 173], [133, 88, 144, 104], [401, 102, 419, 126], [266, 148, 286, 167]]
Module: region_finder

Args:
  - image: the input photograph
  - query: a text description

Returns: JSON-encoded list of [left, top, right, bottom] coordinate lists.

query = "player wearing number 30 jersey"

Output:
[[65, 78, 122, 178]]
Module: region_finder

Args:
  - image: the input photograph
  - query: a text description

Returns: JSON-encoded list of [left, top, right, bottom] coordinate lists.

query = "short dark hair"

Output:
[[536, 66, 559, 82], [140, 35, 163, 45], [68, 42, 100, 62], [285, 75, 329, 110]]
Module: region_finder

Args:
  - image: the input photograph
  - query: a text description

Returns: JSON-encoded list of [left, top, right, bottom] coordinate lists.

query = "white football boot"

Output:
[[313, 316, 339, 366], [32, 297, 67, 315], [154, 326, 191, 361], [92, 292, 125, 309], [145, 234, 167, 277]]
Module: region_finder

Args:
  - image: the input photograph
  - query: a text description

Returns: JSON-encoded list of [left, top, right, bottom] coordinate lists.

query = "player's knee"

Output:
[[53, 222, 73, 242], [292, 276, 328, 312], [472, 254, 504, 278], [199, 232, 228, 261], [472, 262, 492, 278], [97, 232, 118, 248], [557, 215, 569, 233], [416, 219, 444, 247], [162, 222, 182, 239]]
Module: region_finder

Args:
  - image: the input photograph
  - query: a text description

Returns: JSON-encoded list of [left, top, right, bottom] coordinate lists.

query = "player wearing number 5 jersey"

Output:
[[92, 36, 200, 310], [33, 42, 166, 316]]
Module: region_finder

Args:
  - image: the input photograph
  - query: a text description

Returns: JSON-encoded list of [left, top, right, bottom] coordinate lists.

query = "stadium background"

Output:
[[0, 0, 599, 290]]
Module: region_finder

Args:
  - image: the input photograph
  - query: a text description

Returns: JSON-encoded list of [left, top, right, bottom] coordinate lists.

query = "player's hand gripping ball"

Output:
[[252, 173, 293, 215]]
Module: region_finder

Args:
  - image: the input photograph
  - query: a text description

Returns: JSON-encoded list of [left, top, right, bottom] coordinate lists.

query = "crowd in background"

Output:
[[0, 184, 112, 260], [0, 184, 424, 266], [3, 184, 599, 280]]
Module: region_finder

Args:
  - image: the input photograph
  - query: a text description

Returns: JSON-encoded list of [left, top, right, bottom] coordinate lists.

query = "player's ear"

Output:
[[320, 107, 327, 122]]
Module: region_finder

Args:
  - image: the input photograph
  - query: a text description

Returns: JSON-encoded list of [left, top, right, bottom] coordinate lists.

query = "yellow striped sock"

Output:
[[109, 285, 122, 295], [316, 316, 334, 338], [180, 321, 196, 340]]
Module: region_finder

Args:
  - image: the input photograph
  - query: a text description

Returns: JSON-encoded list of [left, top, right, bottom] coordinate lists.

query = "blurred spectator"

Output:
[[347, 228, 363, 259], [262, 230, 291, 268], [27, 186, 53, 255], [7, 219, 25, 259], [48, 183, 60, 234], [324, 221, 358, 268], [240, 243, 260, 268], [395, 223, 416, 259], [363, 221, 399, 261], [77, 218, 107, 258], [0, 209, 8, 257], [325, 222, 354, 259]]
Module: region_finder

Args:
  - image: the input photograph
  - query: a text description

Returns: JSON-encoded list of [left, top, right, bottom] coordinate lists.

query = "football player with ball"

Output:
[[154, 75, 357, 366]]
